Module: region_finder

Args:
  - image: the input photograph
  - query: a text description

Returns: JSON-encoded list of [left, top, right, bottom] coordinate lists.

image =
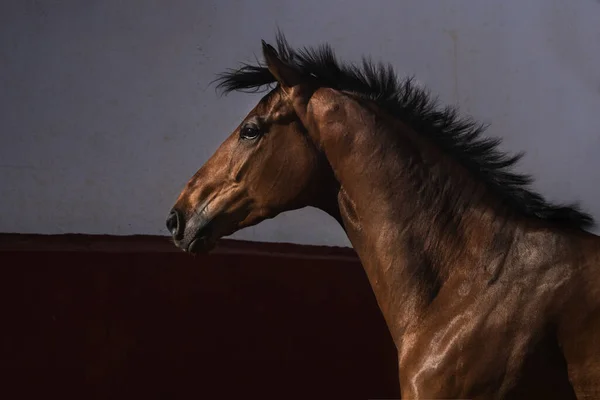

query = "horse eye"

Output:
[[240, 125, 261, 140]]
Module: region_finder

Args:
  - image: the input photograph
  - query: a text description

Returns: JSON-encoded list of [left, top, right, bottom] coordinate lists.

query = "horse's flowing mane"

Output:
[[213, 32, 594, 230]]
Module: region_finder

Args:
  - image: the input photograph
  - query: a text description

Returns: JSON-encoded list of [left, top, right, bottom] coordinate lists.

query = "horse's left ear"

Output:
[[262, 40, 302, 91]]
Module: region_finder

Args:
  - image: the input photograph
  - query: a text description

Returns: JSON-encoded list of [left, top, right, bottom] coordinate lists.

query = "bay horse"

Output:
[[166, 33, 600, 399]]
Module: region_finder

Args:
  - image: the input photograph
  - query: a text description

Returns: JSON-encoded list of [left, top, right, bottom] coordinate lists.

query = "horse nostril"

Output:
[[166, 209, 183, 239]]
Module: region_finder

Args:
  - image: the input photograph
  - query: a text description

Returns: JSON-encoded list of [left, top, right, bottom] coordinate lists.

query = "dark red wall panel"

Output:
[[0, 235, 400, 400]]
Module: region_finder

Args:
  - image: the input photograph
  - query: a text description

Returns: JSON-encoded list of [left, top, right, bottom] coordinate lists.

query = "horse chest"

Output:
[[397, 300, 544, 399]]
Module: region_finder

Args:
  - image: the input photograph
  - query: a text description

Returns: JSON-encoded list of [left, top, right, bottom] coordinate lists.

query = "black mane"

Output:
[[213, 32, 594, 230]]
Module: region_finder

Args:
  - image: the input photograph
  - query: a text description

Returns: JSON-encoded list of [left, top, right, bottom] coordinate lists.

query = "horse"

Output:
[[166, 32, 600, 399]]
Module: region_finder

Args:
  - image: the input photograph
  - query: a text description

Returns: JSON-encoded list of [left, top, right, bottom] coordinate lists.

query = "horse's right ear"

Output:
[[262, 40, 302, 91]]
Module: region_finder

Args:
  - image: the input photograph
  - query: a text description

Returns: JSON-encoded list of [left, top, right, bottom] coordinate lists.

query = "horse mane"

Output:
[[213, 32, 594, 230]]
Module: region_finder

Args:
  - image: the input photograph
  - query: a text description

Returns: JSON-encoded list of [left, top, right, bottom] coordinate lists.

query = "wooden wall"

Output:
[[0, 234, 400, 400]]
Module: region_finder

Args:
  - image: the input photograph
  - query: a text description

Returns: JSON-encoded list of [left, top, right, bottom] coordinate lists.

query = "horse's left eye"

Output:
[[240, 125, 261, 140]]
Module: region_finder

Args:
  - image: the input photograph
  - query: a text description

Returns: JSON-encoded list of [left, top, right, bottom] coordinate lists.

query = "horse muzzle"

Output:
[[166, 207, 216, 254]]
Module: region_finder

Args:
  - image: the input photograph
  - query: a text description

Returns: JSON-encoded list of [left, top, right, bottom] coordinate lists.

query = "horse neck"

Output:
[[304, 90, 519, 337]]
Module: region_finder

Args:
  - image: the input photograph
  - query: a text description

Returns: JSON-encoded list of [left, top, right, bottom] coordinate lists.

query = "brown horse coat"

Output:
[[167, 33, 600, 399]]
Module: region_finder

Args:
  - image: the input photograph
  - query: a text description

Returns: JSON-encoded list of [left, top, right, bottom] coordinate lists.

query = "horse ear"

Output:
[[261, 40, 302, 90]]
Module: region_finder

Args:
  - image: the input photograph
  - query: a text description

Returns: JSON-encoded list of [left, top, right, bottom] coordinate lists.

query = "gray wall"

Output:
[[1, 0, 599, 246]]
